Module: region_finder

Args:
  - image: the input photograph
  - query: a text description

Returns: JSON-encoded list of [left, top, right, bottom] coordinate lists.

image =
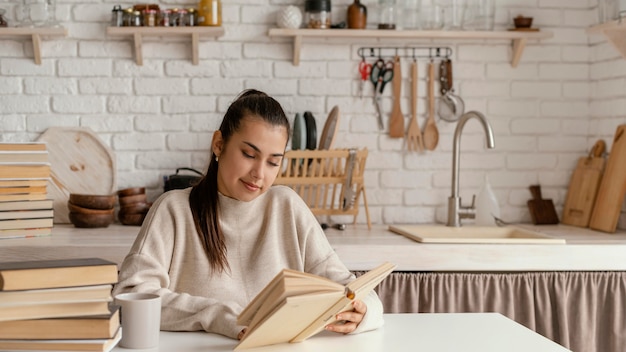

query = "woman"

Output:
[[113, 90, 383, 340]]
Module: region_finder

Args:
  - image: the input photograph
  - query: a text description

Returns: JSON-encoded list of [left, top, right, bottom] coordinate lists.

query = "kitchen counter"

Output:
[[1, 223, 626, 271]]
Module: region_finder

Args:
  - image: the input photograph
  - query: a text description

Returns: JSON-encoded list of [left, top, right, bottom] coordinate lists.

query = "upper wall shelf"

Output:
[[268, 28, 553, 67], [106, 26, 225, 65], [587, 20, 626, 59], [0, 27, 68, 65]]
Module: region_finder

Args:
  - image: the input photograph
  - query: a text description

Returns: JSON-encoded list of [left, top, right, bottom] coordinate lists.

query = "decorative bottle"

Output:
[[475, 175, 500, 226], [347, 0, 367, 29], [197, 0, 221, 26]]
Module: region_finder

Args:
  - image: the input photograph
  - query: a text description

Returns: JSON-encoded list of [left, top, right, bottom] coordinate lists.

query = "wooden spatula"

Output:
[[406, 60, 424, 152], [527, 185, 559, 225], [423, 61, 439, 151], [389, 55, 404, 138]]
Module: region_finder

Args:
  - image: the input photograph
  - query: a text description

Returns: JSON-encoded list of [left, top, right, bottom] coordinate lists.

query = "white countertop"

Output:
[[1, 223, 626, 271], [111, 313, 570, 352]]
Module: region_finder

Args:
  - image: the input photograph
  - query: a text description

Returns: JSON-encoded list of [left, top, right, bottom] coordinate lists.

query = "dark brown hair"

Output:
[[189, 90, 289, 273]]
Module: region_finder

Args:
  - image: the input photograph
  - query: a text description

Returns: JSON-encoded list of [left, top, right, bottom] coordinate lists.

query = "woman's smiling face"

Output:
[[212, 115, 289, 202]]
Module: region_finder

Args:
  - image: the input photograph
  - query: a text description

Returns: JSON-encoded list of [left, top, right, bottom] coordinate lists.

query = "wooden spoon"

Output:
[[423, 61, 439, 151], [389, 55, 404, 138], [406, 60, 424, 151]]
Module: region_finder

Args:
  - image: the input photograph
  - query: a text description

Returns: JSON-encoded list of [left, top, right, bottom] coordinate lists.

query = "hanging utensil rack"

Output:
[[357, 46, 452, 61]]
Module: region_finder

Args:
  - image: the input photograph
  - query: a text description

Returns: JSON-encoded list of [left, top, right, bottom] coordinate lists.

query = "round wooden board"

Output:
[[37, 127, 116, 223]]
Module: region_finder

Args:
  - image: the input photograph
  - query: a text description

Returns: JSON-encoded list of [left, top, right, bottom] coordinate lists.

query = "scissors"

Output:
[[358, 60, 372, 99], [369, 58, 394, 130]]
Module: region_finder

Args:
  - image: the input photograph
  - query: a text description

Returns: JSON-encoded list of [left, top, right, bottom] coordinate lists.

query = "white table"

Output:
[[112, 313, 571, 352]]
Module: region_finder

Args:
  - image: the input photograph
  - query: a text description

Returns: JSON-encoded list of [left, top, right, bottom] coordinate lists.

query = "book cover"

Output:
[[0, 305, 119, 340], [0, 209, 54, 221], [0, 326, 121, 352], [0, 143, 47, 152], [0, 258, 118, 291], [0, 199, 53, 211], [0, 227, 52, 239], [0, 284, 113, 307], [0, 164, 51, 179], [0, 300, 112, 322], [235, 262, 396, 350], [0, 217, 53, 230]]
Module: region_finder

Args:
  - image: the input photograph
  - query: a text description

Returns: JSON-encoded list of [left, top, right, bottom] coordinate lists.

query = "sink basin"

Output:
[[388, 225, 566, 244]]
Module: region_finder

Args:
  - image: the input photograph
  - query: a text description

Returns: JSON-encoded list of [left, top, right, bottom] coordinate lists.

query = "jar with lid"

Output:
[[131, 10, 142, 26], [187, 8, 197, 26], [0, 8, 8, 27], [197, 0, 221, 26], [305, 0, 331, 29], [347, 0, 367, 29], [378, 0, 396, 29], [122, 7, 134, 26], [159, 9, 172, 26], [177, 8, 188, 26], [111, 5, 123, 27], [143, 9, 157, 26]]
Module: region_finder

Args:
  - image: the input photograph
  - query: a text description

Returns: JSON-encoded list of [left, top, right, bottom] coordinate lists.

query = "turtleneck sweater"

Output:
[[113, 186, 383, 339]]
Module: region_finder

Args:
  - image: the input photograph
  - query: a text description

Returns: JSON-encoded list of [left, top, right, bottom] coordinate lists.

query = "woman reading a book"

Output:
[[113, 90, 384, 341]]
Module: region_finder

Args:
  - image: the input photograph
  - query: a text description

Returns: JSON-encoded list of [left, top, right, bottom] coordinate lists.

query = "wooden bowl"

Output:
[[117, 187, 145, 197], [118, 193, 147, 206], [69, 212, 114, 228], [69, 193, 116, 210], [118, 211, 147, 226], [513, 15, 533, 28], [119, 202, 151, 215], [68, 202, 115, 215]]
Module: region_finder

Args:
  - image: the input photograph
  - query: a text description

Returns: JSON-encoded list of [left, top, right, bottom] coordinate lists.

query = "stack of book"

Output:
[[0, 258, 122, 351], [0, 143, 54, 239]]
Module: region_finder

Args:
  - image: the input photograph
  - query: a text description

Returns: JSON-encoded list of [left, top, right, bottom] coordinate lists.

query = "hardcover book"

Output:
[[235, 261, 395, 350], [0, 327, 121, 352]]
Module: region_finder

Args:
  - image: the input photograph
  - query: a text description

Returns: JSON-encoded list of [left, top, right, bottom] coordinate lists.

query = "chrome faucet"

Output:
[[447, 111, 496, 227]]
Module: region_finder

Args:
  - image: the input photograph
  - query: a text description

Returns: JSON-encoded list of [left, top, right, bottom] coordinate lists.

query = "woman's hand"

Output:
[[325, 300, 367, 334], [237, 327, 247, 340]]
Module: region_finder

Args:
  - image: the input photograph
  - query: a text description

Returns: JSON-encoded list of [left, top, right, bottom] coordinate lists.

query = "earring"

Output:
[[215, 156, 219, 162]]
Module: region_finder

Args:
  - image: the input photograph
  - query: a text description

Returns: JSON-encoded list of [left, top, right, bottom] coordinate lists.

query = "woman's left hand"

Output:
[[325, 300, 367, 334]]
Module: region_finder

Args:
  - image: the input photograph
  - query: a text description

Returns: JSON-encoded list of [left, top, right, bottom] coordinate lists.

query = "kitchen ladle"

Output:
[[423, 61, 439, 150]]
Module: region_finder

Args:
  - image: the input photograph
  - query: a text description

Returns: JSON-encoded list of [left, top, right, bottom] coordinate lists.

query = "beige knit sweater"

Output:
[[113, 186, 383, 339]]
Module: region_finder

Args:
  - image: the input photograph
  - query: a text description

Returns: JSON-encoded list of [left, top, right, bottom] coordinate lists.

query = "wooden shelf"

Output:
[[268, 28, 553, 67], [106, 26, 225, 65], [0, 27, 68, 65], [588, 20, 626, 59]]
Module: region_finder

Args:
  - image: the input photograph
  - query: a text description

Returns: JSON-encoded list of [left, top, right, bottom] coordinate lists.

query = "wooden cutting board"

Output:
[[589, 124, 626, 233], [562, 139, 606, 227], [37, 127, 117, 224], [527, 185, 559, 225], [318, 106, 340, 150]]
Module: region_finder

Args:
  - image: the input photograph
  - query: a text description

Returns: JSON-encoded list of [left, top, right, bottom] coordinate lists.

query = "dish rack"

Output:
[[274, 148, 371, 229]]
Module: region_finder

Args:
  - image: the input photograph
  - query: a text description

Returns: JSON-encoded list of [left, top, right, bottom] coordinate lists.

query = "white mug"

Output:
[[115, 292, 161, 349]]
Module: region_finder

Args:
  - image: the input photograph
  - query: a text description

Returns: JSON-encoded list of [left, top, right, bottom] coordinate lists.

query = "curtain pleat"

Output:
[[353, 271, 626, 352]]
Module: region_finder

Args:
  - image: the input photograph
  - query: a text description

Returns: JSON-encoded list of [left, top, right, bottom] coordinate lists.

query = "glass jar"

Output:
[[197, 0, 221, 26], [159, 9, 172, 26], [143, 9, 156, 26], [378, 0, 396, 29], [305, 0, 331, 29], [111, 5, 123, 26], [187, 8, 197, 26], [177, 8, 188, 26], [0, 8, 8, 27]]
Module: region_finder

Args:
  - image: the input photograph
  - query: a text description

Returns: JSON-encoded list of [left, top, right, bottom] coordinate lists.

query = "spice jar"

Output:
[[187, 8, 197, 26], [111, 5, 123, 27], [305, 0, 331, 29], [143, 9, 157, 26], [378, 0, 396, 29], [122, 7, 134, 26], [159, 9, 172, 26]]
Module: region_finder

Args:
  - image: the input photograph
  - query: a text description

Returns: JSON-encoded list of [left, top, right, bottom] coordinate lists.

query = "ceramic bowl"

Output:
[[67, 202, 115, 215], [513, 16, 533, 28], [69, 211, 115, 228], [69, 193, 116, 210]]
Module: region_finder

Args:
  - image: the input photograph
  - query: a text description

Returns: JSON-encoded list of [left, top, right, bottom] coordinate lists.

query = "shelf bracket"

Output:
[[133, 33, 143, 66], [292, 35, 302, 66], [600, 29, 626, 60], [31, 34, 42, 65], [511, 38, 527, 68], [192, 32, 200, 65]]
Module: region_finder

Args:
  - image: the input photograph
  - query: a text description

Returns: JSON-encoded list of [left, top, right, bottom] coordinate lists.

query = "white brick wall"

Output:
[[1, 1, 625, 227]]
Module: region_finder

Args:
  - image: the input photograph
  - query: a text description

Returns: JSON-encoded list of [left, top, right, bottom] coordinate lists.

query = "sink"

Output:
[[388, 225, 566, 244]]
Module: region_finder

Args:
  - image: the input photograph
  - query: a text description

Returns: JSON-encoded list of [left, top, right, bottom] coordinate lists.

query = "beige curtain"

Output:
[[354, 271, 626, 352]]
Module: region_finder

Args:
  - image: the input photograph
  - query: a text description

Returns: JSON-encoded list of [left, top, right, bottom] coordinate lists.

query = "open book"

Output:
[[235, 261, 396, 350]]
